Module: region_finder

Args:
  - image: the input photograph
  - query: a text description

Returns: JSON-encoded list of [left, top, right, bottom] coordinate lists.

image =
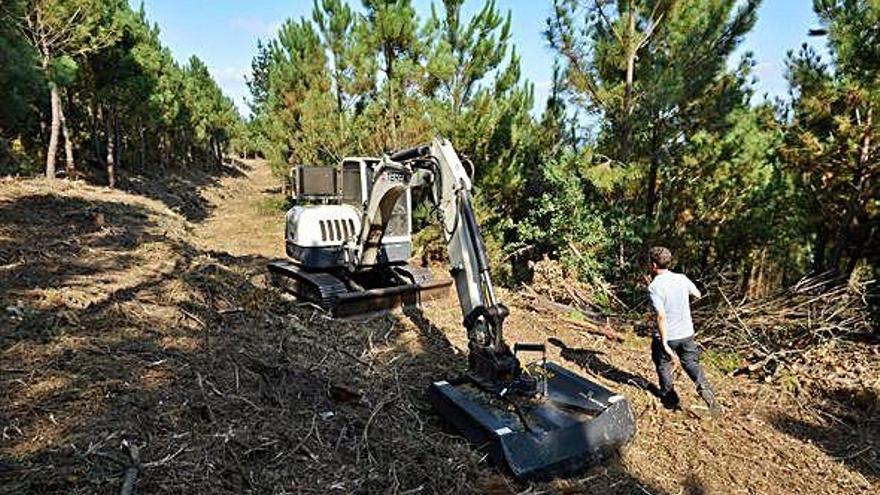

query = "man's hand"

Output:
[[663, 343, 676, 362], [656, 310, 677, 363]]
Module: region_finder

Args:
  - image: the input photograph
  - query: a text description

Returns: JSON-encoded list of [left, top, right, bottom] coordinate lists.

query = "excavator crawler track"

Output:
[[268, 260, 348, 308], [268, 260, 451, 317]]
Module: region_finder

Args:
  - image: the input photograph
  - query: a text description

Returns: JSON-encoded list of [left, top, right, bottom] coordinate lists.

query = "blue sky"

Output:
[[131, 1, 826, 116]]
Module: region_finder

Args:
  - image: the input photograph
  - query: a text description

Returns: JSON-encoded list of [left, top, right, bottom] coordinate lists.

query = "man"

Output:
[[647, 246, 719, 414]]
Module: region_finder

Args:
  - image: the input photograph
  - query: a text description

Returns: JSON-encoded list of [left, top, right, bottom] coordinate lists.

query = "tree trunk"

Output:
[[212, 139, 216, 167], [138, 117, 146, 170], [830, 178, 863, 273], [621, 0, 636, 164], [160, 134, 168, 169], [89, 103, 102, 164], [60, 99, 75, 179], [46, 83, 61, 180], [334, 65, 344, 113], [813, 226, 827, 273], [114, 111, 121, 176], [385, 46, 397, 148], [645, 127, 660, 219], [645, 157, 659, 217], [745, 248, 770, 299], [105, 107, 115, 188]]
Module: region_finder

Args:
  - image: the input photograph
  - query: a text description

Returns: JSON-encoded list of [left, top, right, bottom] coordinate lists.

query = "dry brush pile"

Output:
[[696, 272, 876, 380]]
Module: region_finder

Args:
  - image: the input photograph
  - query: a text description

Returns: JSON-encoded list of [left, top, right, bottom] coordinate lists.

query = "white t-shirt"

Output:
[[648, 270, 699, 341]]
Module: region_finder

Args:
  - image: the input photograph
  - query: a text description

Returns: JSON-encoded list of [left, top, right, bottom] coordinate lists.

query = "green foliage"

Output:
[[23, 0, 122, 60], [666, 105, 801, 274], [516, 151, 613, 283], [0, 0, 853, 302], [566, 309, 586, 321], [286, 0, 876, 300], [0, 0, 44, 171], [541, 0, 813, 297], [251, 0, 533, 162], [250, 0, 533, 218], [703, 349, 741, 375], [50, 55, 78, 86], [0, 0, 241, 178], [780, 0, 880, 274], [254, 196, 293, 216], [524, 0, 876, 297]]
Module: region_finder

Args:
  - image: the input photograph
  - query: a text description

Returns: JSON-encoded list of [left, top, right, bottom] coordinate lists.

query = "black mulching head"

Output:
[[428, 362, 636, 480]]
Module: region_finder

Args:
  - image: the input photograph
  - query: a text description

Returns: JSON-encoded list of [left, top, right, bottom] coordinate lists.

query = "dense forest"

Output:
[[245, 0, 877, 306], [0, 0, 240, 186], [1, 0, 877, 307]]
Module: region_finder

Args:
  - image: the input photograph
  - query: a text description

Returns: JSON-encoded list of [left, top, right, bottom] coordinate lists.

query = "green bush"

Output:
[[253, 195, 291, 216]]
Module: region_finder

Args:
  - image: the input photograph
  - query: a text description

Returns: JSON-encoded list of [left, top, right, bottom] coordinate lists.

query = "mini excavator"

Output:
[[268, 138, 635, 480]]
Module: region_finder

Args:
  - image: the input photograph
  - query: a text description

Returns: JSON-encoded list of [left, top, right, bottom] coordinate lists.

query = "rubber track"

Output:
[[268, 260, 348, 307]]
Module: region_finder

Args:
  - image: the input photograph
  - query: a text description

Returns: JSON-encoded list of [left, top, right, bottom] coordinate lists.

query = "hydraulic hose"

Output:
[[390, 144, 430, 162], [458, 190, 491, 272]]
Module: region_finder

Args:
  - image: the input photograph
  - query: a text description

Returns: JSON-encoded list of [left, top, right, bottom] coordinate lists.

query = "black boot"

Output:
[[660, 389, 680, 410]]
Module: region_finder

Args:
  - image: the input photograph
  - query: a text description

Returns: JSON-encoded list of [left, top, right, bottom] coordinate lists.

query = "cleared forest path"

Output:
[[192, 159, 285, 259]]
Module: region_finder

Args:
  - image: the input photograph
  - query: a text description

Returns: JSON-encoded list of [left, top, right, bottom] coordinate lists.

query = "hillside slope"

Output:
[[1, 163, 876, 494]]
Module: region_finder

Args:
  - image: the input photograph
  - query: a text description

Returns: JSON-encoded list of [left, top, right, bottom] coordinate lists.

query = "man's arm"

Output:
[[655, 310, 676, 360], [649, 285, 676, 360], [686, 276, 701, 299]]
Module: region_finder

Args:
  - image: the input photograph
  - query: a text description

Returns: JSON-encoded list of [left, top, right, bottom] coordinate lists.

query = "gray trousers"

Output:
[[651, 335, 711, 400]]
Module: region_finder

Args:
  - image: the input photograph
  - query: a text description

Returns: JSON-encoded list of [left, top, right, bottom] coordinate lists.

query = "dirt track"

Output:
[[1, 162, 876, 494]]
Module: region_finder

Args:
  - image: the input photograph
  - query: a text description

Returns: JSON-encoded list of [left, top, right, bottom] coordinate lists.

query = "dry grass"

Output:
[[0, 164, 877, 494]]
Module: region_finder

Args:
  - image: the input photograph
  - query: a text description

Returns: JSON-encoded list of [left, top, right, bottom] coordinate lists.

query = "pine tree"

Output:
[[313, 0, 356, 112], [546, 0, 761, 217], [0, 1, 240, 180], [781, 0, 879, 274], [0, 0, 43, 173], [422, 0, 533, 196], [13, 0, 121, 179], [362, 0, 421, 148], [247, 40, 272, 111]]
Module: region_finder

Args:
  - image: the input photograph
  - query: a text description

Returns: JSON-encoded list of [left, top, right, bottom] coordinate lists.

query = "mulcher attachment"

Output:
[[267, 260, 451, 317], [428, 353, 636, 480]]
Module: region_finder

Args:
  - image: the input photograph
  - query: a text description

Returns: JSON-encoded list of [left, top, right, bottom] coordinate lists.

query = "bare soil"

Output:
[[1, 162, 876, 494]]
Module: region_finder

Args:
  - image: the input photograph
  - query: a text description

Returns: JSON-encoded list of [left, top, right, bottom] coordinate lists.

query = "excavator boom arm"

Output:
[[387, 139, 635, 481], [388, 138, 518, 384]]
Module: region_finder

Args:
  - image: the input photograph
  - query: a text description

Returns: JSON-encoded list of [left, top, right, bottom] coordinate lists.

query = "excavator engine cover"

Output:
[[428, 362, 636, 480]]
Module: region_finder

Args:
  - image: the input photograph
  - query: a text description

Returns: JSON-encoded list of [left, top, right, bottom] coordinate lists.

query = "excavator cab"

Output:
[[269, 158, 451, 316], [286, 158, 411, 267]]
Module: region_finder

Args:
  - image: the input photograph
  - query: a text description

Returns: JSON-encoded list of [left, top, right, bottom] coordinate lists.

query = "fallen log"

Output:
[[562, 317, 626, 343]]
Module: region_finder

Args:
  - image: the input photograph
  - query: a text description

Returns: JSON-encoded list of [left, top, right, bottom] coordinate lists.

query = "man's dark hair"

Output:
[[649, 246, 673, 269]]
